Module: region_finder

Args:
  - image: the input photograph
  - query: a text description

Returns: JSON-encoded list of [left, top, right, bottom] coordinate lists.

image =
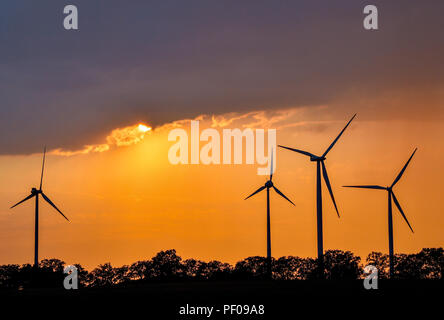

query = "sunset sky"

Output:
[[0, 1, 443, 269]]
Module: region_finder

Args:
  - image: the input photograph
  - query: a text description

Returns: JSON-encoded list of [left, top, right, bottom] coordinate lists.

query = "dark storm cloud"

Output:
[[1, 0, 444, 154]]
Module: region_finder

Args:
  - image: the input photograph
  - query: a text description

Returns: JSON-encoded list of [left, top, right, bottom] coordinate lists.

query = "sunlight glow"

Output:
[[138, 124, 152, 133]]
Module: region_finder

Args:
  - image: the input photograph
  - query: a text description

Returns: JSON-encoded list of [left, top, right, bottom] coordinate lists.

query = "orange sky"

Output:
[[0, 106, 442, 270]]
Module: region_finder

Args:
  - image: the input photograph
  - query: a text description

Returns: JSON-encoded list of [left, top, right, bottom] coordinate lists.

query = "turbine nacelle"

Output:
[[31, 188, 42, 194], [310, 156, 326, 162], [265, 180, 274, 188]]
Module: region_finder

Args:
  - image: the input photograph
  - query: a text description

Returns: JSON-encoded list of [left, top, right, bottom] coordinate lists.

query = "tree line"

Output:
[[0, 248, 442, 289]]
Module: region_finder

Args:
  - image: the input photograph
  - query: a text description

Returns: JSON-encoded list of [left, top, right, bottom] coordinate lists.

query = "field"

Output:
[[2, 279, 442, 317]]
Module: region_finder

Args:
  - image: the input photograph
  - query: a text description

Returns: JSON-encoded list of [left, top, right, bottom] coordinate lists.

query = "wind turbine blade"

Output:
[[342, 185, 386, 190], [41, 192, 69, 221], [391, 191, 414, 233], [10, 193, 35, 209], [391, 148, 417, 188], [40, 146, 46, 190], [321, 161, 339, 217], [272, 186, 295, 206], [244, 186, 266, 200], [270, 148, 274, 181], [322, 114, 356, 157], [278, 145, 316, 158]]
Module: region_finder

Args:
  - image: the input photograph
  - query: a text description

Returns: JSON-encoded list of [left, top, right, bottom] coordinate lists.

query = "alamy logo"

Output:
[[63, 265, 78, 290], [363, 5, 378, 30], [363, 265, 378, 290], [63, 5, 78, 30], [168, 121, 276, 175]]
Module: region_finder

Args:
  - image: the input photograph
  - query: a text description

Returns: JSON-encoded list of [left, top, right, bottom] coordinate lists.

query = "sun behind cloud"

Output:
[[138, 124, 151, 133]]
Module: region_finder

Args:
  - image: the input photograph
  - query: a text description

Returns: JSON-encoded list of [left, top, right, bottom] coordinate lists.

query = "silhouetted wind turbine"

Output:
[[279, 114, 356, 276], [244, 150, 294, 279], [343, 148, 417, 278], [10, 147, 69, 268]]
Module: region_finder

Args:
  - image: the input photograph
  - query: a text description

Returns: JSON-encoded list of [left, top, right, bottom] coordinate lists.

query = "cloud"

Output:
[[50, 145, 110, 157], [208, 106, 332, 131], [51, 124, 151, 156], [47, 105, 345, 156], [154, 105, 343, 136]]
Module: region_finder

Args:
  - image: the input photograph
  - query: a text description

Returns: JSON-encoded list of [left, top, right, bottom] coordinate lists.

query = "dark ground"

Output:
[[1, 280, 442, 318]]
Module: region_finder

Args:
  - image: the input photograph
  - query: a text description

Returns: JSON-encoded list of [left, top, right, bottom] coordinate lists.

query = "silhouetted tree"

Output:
[[39, 259, 65, 272], [16, 263, 35, 288], [183, 259, 203, 279], [0, 264, 21, 289], [37, 259, 66, 287], [88, 263, 115, 287], [393, 253, 422, 279], [298, 258, 318, 280], [366, 249, 444, 280], [321, 250, 361, 280], [234, 256, 272, 279], [198, 261, 232, 280], [151, 249, 184, 280], [274, 256, 314, 280], [1, 247, 442, 289], [113, 265, 130, 285], [129, 260, 154, 281], [73, 263, 89, 288], [366, 251, 389, 279], [415, 248, 443, 279]]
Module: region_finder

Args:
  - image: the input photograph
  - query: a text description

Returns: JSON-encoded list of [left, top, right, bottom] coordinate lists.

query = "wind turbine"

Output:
[[10, 146, 69, 268], [279, 114, 356, 276], [343, 148, 417, 278], [244, 150, 294, 279]]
